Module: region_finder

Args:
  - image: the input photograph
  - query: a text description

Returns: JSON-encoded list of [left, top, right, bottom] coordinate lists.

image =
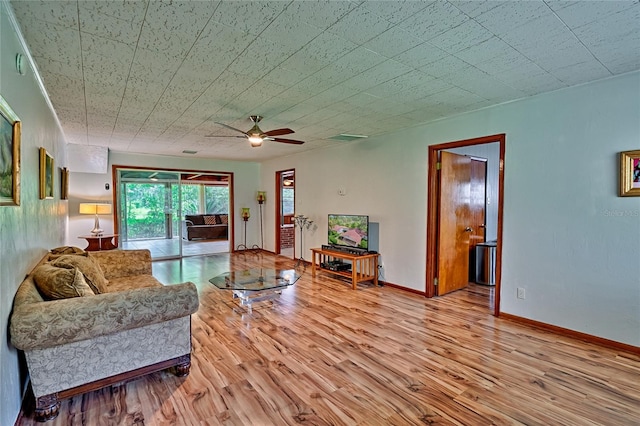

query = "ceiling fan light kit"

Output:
[[248, 135, 263, 147], [207, 115, 305, 147]]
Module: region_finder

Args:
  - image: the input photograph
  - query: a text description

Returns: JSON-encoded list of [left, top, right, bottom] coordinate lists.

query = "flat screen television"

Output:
[[328, 214, 369, 250]]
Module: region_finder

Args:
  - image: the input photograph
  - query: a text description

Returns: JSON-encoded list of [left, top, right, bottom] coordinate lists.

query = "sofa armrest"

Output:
[[184, 220, 194, 227], [10, 282, 198, 351]]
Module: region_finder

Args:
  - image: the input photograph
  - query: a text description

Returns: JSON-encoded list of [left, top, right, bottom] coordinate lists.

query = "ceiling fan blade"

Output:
[[205, 134, 246, 138], [213, 122, 247, 135], [263, 128, 294, 137], [270, 137, 305, 145]]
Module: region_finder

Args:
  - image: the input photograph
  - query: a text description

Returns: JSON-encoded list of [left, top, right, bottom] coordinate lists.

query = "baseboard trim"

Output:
[[381, 281, 426, 296], [499, 313, 640, 356]]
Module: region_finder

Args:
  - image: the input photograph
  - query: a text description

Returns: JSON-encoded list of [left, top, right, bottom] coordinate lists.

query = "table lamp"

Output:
[[79, 203, 112, 236]]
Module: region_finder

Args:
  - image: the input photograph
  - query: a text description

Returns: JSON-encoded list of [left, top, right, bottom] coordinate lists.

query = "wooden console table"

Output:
[[310, 247, 379, 290], [78, 234, 118, 251]]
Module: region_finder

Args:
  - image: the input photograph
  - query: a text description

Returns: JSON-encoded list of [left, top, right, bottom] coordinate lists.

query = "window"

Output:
[[282, 187, 294, 215]]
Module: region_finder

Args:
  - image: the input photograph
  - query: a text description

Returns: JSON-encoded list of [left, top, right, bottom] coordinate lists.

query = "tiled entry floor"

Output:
[[121, 237, 229, 259]]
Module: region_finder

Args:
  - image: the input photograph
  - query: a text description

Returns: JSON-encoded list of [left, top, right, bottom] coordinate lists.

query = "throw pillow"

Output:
[[203, 215, 217, 225], [52, 255, 109, 294], [49, 245, 88, 260], [32, 264, 95, 300], [218, 215, 228, 225], [50, 246, 86, 255]]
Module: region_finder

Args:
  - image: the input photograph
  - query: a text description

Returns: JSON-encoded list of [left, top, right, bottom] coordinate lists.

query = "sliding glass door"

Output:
[[118, 171, 181, 259], [116, 168, 231, 260]]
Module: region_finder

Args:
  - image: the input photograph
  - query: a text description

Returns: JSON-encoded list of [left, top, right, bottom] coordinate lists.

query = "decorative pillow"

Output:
[[218, 215, 228, 225], [50, 246, 86, 255], [51, 255, 109, 294], [49, 246, 88, 260], [32, 264, 95, 300], [203, 215, 217, 225]]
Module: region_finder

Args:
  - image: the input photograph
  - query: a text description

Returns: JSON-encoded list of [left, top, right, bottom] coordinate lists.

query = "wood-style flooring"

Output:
[[17, 252, 640, 425]]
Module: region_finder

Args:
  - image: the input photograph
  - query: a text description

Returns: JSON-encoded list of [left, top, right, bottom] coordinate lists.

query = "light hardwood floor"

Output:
[[17, 253, 640, 425]]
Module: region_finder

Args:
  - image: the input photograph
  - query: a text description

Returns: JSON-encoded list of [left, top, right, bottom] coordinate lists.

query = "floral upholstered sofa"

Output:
[[10, 248, 199, 422]]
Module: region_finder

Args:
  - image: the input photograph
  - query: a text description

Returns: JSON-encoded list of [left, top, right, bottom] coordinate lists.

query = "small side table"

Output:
[[78, 234, 119, 251]]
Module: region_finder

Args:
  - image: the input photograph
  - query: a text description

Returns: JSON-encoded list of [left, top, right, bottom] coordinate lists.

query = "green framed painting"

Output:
[[0, 95, 21, 206]]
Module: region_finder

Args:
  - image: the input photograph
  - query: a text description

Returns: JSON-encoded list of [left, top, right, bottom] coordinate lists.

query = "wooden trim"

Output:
[[426, 134, 505, 316], [57, 354, 190, 401], [425, 147, 439, 298], [274, 168, 295, 255], [500, 313, 640, 356], [275, 171, 282, 254], [383, 281, 427, 296]]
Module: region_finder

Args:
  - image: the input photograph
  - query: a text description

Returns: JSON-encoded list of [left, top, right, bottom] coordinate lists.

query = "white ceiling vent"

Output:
[[329, 134, 369, 142]]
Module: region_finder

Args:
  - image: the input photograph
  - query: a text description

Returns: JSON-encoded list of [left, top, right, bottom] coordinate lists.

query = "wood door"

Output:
[[437, 151, 472, 295], [468, 158, 487, 281]]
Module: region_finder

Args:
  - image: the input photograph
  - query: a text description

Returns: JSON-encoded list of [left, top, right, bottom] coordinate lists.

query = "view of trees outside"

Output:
[[122, 183, 168, 240], [123, 182, 229, 240], [205, 186, 229, 214]]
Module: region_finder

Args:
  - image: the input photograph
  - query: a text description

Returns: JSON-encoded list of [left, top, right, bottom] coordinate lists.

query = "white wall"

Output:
[[67, 151, 261, 249], [261, 71, 640, 347], [0, 3, 68, 424]]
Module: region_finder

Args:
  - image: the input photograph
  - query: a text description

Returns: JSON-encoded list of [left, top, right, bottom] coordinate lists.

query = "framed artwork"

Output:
[[39, 147, 54, 199], [619, 150, 640, 197], [60, 167, 69, 200], [0, 95, 21, 206]]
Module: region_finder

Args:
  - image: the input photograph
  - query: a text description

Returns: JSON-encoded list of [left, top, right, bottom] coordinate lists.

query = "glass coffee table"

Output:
[[209, 268, 300, 308]]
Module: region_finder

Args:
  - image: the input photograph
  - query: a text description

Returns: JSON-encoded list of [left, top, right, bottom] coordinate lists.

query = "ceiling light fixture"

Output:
[[248, 135, 263, 147]]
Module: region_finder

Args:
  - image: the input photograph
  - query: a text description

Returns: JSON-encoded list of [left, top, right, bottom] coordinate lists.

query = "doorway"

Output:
[[275, 169, 295, 258], [426, 134, 505, 316]]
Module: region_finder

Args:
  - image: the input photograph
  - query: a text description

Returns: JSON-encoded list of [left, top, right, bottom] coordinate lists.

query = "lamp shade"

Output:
[[241, 207, 250, 219], [256, 191, 266, 203], [79, 203, 112, 215]]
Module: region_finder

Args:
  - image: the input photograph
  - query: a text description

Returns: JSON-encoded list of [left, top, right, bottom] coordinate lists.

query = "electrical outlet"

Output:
[[517, 288, 525, 299]]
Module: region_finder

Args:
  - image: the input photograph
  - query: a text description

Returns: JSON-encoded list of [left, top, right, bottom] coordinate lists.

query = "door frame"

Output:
[[425, 134, 505, 316], [112, 165, 235, 258], [274, 168, 295, 256]]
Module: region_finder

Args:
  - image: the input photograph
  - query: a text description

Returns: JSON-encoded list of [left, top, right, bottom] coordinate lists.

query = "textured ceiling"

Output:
[[9, 0, 640, 161]]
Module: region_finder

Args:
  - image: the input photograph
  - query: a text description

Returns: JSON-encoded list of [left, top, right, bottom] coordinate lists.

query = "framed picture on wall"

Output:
[[0, 95, 21, 206], [39, 147, 54, 199], [60, 167, 69, 200], [619, 150, 640, 197]]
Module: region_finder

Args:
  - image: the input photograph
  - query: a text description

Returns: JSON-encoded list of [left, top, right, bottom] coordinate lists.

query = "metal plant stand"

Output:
[[293, 214, 313, 270], [236, 208, 251, 251]]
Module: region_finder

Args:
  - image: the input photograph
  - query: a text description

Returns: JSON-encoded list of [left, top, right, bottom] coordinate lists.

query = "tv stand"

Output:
[[311, 247, 379, 290]]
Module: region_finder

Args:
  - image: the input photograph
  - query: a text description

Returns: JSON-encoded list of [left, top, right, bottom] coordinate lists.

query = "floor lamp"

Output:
[[293, 214, 313, 269]]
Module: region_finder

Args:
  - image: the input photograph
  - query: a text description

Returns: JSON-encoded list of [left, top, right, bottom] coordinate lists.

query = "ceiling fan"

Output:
[[206, 115, 305, 147]]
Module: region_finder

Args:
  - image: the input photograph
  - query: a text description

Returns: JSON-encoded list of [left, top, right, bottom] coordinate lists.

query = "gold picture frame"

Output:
[[39, 147, 54, 199], [0, 95, 21, 206], [619, 150, 640, 197], [60, 167, 69, 200]]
